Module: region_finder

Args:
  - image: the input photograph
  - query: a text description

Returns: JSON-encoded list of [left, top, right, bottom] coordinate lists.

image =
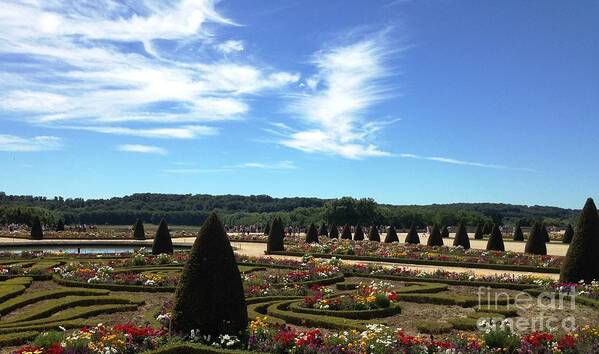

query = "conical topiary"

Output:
[[524, 222, 547, 255], [263, 222, 270, 236], [474, 224, 484, 240], [56, 219, 65, 232], [483, 222, 492, 235], [453, 222, 470, 249], [267, 217, 284, 253], [329, 223, 339, 239], [541, 223, 550, 243], [319, 223, 328, 237], [30, 216, 43, 240], [560, 198, 599, 283], [341, 224, 352, 239], [368, 225, 380, 242], [562, 224, 574, 244], [486, 224, 505, 251], [384, 225, 399, 243], [513, 224, 524, 241], [353, 225, 364, 241], [172, 213, 247, 336], [441, 225, 449, 238], [404, 224, 420, 244], [305, 223, 319, 243], [427, 224, 444, 247], [152, 218, 173, 255], [133, 219, 145, 240]]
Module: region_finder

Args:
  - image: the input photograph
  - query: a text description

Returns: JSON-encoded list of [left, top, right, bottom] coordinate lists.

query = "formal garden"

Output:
[[0, 198, 597, 353]]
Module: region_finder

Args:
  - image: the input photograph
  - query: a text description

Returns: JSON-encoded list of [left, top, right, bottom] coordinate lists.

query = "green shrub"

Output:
[[374, 293, 390, 308], [0, 331, 39, 347], [33, 331, 64, 348], [266, 217, 284, 252], [133, 218, 146, 240], [474, 224, 484, 240], [30, 216, 43, 240], [453, 221, 470, 249], [483, 326, 520, 352], [416, 321, 452, 334], [368, 226, 380, 242], [172, 213, 248, 336], [319, 223, 328, 237], [152, 218, 174, 255], [486, 224, 505, 251], [441, 225, 449, 238], [384, 225, 399, 243], [560, 198, 599, 283], [336, 282, 358, 290], [329, 223, 339, 239], [513, 224, 524, 241], [404, 224, 420, 244], [562, 224, 574, 244], [353, 225, 364, 241], [341, 224, 352, 240], [541, 223, 550, 243], [427, 224, 443, 247], [525, 222, 547, 255], [305, 223, 319, 243]]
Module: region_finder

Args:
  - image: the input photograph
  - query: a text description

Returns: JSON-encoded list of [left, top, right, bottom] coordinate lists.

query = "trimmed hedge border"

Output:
[[271, 273, 344, 288], [245, 296, 303, 305], [247, 301, 287, 326], [268, 251, 560, 274], [336, 282, 358, 290], [0, 319, 89, 335], [474, 305, 519, 317], [289, 300, 401, 320], [266, 300, 365, 330], [0, 288, 109, 316], [415, 321, 453, 334], [448, 317, 478, 330], [524, 289, 599, 310], [0, 274, 52, 281], [0, 330, 39, 347], [395, 292, 514, 307], [0, 284, 26, 303], [52, 275, 176, 292], [143, 342, 252, 354]]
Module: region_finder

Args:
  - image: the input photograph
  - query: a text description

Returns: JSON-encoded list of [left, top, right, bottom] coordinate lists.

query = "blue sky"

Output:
[[0, 0, 597, 209]]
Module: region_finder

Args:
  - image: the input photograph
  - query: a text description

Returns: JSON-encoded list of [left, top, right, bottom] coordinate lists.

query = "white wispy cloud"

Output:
[[0, 1, 298, 137], [117, 144, 167, 155], [275, 34, 399, 159], [58, 125, 217, 139], [0, 134, 62, 152], [398, 153, 534, 171], [233, 160, 297, 170], [162, 160, 297, 174]]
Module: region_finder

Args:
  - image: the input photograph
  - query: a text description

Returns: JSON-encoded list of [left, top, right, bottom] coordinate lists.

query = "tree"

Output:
[[541, 223, 550, 243], [341, 224, 352, 239], [368, 225, 380, 242], [474, 224, 484, 240], [453, 222, 470, 249], [513, 224, 524, 241], [133, 219, 145, 240], [441, 225, 449, 238], [329, 223, 339, 239], [560, 198, 599, 283], [263, 222, 270, 236], [483, 222, 492, 235], [267, 217, 284, 252], [319, 223, 328, 237], [56, 219, 65, 231], [30, 216, 43, 240], [427, 224, 444, 247], [562, 224, 574, 244], [305, 223, 319, 243], [353, 225, 364, 241], [152, 218, 174, 255], [384, 225, 399, 243], [486, 224, 505, 251], [172, 213, 247, 335], [524, 222, 547, 255], [404, 224, 420, 244]]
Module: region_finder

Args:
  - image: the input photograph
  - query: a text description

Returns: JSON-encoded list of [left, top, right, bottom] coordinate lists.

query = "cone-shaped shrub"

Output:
[[263, 222, 270, 236], [474, 224, 484, 240], [427, 224, 444, 246], [329, 223, 339, 239], [513, 224, 524, 241], [30, 216, 43, 240], [483, 222, 492, 235], [384, 225, 399, 243], [152, 218, 174, 255], [524, 222, 547, 255], [353, 225, 364, 241], [305, 223, 319, 243], [441, 225, 449, 238], [453, 222, 470, 249], [56, 219, 65, 232], [562, 224, 574, 244], [560, 198, 599, 283], [319, 223, 328, 237], [486, 224, 505, 251], [172, 212, 247, 336], [341, 224, 352, 239], [404, 224, 420, 244], [541, 224, 550, 243], [133, 219, 145, 240], [368, 225, 380, 242], [267, 218, 284, 252]]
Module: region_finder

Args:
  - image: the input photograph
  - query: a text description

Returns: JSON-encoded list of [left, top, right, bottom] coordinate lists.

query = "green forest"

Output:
[[0, 192, 579, 228]]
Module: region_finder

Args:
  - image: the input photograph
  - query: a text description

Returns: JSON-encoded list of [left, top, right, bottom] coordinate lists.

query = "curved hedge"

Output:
[[52, 275, 176, 292], [289, 301, 401, 320], [415, 321, 452, 334], [266, 300, 365, 330], [0, 288, 109, 316], [0, 330, 39, 347], [143, 343, 251, 354]]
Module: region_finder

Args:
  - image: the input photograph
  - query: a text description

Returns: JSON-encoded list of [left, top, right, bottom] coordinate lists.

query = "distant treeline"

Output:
[[0, 192, 579, 228]]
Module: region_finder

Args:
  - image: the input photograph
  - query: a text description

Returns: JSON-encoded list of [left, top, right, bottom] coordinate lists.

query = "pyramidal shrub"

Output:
[[541, 223, 550, 243], [56, 219, 65, 231], [329, 223, 339, 239], [560, 198, 599, 283], [524, 222, 547, 255], [267, 217, 284, 253], [305, 223, 319, 243], [30, 216, 43, 240], [427, 224, 444, 247], [319, 223, 329, 237], [453, 222, 470, 249], [384, 225, 399, 243], [483, 222, 492, 235], [133, 219, 146, 240], [152, 218, 174, 255], [368, 225, 380, 242], [263, 222, 270, 236], [172, 213, 247, 336], [513, 224, 524, 241], [441, 225, 449, 238], [474, 224, 484, 240], [404, 224, 420, 244], [562, 224, 574, 244], [486, 224, 505, 251], [353, 225, 364, 241], [341, 224, 352, 240]]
